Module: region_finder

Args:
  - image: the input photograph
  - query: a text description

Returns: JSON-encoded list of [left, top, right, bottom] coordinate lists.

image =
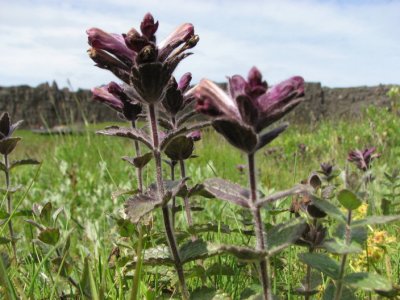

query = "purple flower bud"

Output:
[[87, 28, 136, 65], [178, 72, 192, 92], [348, 147, 380, 171], [92, 86, 124, 111], [124, 28, 149, 53], [140, 13, 159, 41]]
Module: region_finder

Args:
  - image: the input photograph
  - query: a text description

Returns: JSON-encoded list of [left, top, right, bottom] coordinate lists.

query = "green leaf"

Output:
[[51, 257, 72, 277], [337, 189, 362, 210], [38, 228, 60, 245], [115, 218, 135, 237], [124, 193, 161, 224], [311, 196, 346, 222], [266, 218, 307, 255], [122, 152, 153, 169], [0, 237, 11, 244], [190, 287, 231, 300], [323, 282, 356, 300], [9, 159, 40, 170], [343, 272, 392, 292], [334, 224, 368, 245], [0, 209, 10, 219], [298, 253, 340, 279], [323, 239, 363, 254], [352, 215, 400, 227], [206, 263, 235, 276], [40, 202, 53, 225], [203, 178, 250, 208]]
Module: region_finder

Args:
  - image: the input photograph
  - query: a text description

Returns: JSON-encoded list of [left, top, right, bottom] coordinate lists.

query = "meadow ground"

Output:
[[1, 105, 400, 299]]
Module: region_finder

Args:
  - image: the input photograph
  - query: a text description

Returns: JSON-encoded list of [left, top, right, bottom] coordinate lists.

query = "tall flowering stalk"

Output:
[[194, 67, 306, 299], [87, 13, 199, 299]]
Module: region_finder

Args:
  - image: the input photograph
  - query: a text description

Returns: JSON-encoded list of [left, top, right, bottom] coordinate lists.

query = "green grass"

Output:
[[1, 105, 400, 299]]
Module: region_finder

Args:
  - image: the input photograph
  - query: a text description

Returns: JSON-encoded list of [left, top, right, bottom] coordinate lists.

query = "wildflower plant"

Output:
[[0, 112, 40, 263], [193, 67, 311, 299], [87, 13, 205, 298]]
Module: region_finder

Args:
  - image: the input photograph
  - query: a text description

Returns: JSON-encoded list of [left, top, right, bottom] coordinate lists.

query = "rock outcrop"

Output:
[[0, 81, 395, 128]]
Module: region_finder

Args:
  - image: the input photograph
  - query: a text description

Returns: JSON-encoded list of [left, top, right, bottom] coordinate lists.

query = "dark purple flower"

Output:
[[320, 162, 333, 177], [193, 67, 304, 153], [348, 147, 380, 171], [87, 13, 199, 104], [92, 82, 142, 121], [87, 28, 136, 66]]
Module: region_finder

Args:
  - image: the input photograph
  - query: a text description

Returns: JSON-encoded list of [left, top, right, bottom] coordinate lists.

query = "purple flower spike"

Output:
[[87, 28, 136, 65], [194, 68, 305, 153], [140, 13, 159, 41], [348, 147, 381, 171]]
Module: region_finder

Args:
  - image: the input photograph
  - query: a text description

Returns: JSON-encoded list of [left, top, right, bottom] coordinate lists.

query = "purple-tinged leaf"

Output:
[[124, 193, 161, 224], [203, 178, 250, 208], [96, 126, 152, 149], [0, 185, 23, 194], [0, 137, 21, 155], [176, 110, 197, 128], [256, 123, 288, 151], [212, 119, 258, 154], [159, 121, 210, 151], [0, 112, 11, 137], [164, 135, 194, 161], [256, 184, 311, 208], [122, 152, 153, 169], [267, 218, 307, 256], [9, 159, 40, 170]]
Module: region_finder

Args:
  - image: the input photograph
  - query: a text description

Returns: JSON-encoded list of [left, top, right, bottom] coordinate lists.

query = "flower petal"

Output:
[[158, 23, 194, 61], [178, 72, 192, 92], [92, 86, 124, 111], [194, 79, 240, 119], [87, 28, 136, 64], [227, 75, 247, 99]]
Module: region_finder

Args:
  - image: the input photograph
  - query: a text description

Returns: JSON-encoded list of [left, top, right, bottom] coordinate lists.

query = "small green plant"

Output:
[[0, 112, 40, 263]]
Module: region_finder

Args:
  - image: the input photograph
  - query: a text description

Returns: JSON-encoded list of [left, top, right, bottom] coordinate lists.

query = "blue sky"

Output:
[[0, 0, 399, 89]]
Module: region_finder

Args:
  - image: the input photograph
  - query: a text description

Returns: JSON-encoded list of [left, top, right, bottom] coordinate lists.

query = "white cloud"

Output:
[[0, 0, 399, 88]]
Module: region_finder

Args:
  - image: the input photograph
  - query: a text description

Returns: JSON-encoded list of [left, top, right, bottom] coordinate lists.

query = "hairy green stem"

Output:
[[179, 159, 193, 228], [148, 104, 189, 299], [4, 154, 17, 262], [248, 153, 272, 300], [170, 161, 177, 227], [130, 225, 143, 300], [334, 210, 352, 300]]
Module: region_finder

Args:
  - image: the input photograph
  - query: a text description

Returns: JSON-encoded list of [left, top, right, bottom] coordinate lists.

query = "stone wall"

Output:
[[0, 81, 395, 128]]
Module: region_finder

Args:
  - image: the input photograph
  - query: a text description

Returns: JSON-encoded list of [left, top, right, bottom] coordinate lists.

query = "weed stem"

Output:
[[248, 153, 272, 300]]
